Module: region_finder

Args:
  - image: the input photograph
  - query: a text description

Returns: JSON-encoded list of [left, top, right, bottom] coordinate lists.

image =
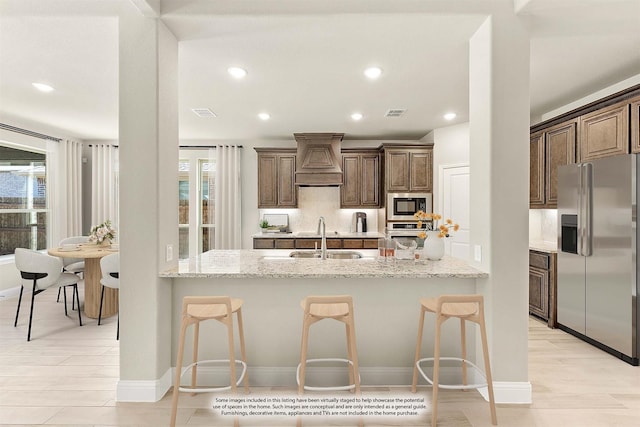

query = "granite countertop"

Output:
[[529, 240, 558, 253], [160, 249, 488, 279], [252, 231, 385, 239]]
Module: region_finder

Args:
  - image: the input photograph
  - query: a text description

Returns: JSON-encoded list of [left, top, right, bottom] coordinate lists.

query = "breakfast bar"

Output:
[[161, 250, 488, 387]]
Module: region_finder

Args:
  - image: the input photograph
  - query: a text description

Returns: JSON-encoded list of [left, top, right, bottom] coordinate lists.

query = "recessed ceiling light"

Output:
[[364, 67, 382, 80], [32, 82, 54, 92], [227, 67, 247, 79], [351, 113, 363, 121], [258, 113, 270, 121], [444, 112, 457, 120]]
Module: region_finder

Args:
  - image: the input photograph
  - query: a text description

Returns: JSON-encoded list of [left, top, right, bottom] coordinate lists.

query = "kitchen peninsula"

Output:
[[161, 250, 488, 387]]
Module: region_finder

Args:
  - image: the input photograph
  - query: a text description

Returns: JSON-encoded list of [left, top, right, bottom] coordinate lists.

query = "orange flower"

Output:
[[415, 213, 459, 238]]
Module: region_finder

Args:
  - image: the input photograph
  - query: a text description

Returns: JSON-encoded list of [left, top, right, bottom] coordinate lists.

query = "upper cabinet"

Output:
[[341, 149, 380, 208], [383, 145, 434, 193], [530, 85, 640, 209], [255, 148, 297, 208], [579, 101, 629, 162], [631, 96, 640, 154], [529, 120, 577, 209]]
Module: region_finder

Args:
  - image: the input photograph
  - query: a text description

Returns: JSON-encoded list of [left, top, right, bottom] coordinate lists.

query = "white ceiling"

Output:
[[0, 0, 639, 143]]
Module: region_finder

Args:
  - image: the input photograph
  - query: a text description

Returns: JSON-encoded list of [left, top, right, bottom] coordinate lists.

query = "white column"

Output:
[[116, 3, 179, 402], [469, 13, 532, 403]]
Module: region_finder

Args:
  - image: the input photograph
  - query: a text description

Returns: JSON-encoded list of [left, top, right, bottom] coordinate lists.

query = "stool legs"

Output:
[[191, 322, 200, 395], [411, 305, 427, 392], [226, 312, 237, 393], [346, 315, 361, 394], [460, 318, 467, 388], [298, 314, 312, 395], [236, 307, 250, 394], [431, 315, 444, 427]]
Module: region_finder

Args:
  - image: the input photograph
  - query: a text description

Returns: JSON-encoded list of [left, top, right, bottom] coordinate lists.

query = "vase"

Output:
[[97, 240, 111, 247], [422, 230, 444, 260]]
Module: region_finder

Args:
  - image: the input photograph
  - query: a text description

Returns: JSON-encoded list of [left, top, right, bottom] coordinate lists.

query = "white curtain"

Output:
[[47, 139, 83, 246], [91, 144, 119, 233], [214, 145, 242, 249]]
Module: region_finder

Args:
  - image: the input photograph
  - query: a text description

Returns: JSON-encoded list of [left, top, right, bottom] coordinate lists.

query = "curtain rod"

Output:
[[180, 145, 243, 149], [0, 123, 62, 142], [87, 145, 243, 149]]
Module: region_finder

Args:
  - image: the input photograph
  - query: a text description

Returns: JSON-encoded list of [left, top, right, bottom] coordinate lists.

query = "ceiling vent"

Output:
[[385, 109, 407, 117], [294, 133, 344, 186], [191, 108, 217, 118]]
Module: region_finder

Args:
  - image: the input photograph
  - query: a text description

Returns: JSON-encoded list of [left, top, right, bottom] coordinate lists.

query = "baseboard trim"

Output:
[[116, 368, 172, 402], [115, 366, 532, 404], [0, 286, 22, 299]]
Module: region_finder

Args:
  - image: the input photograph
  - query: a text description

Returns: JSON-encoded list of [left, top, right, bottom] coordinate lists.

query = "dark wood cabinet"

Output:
[[529, 250, 557, 327], [255, 148, 297, 208], [530, 120, 576, 208], [579, 101, 629, 162], [341, 150, 380, 208], [383, 145, 434, 193], [631, 97, 640, 154], [529, 131, 545, 207], [253, 237, 379, 250]]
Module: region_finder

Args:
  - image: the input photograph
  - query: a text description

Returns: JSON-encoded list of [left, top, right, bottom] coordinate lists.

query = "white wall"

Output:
[[432, 122, 471, 213]]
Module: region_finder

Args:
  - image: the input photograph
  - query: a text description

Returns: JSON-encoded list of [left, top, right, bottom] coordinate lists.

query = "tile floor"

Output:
[[1, 282, 639, 426]]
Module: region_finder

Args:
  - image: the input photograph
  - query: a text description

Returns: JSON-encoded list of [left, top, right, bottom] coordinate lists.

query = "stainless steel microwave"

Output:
[[386, 193, 432, 221]]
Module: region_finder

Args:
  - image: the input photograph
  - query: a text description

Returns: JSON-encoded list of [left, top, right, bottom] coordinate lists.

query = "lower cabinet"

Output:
[[529, 250, 557, 327], [253, 238, 379, 250]]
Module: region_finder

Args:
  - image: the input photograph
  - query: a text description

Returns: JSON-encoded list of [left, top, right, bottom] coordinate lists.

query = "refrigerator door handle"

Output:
[[583, 163, 593, 256], [577, 164, 584, 256]]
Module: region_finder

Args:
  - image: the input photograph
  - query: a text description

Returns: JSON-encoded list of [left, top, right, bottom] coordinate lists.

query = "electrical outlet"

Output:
[[474, 245, 482, 262], [166, 244, 173, 262]]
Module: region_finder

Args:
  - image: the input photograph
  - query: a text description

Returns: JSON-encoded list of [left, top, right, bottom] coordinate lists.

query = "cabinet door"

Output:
[[545, 120, 576, 207], [529, 131, 545, 207], [385, 150, 410, 192], [529, 265, 549, 320], [631, 97, 640, 154], [360, 154, 380, 206], [341, 155, 360, 207], [257, 155, 278, 208], [277, 154, 297, 207], [409, 150, 432, 192], [579, 102, 630, 161]]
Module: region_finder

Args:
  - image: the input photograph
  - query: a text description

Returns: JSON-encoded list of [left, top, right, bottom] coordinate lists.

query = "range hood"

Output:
[[294, 132, 344, 186]]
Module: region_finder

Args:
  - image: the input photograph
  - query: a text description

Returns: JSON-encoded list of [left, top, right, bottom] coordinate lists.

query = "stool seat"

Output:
[[412, 294, 497, 426], [300, 298, 350, 318], [298, 295, 360, 394], [419, 297, 478, 318], [188, 297, 243, 319]]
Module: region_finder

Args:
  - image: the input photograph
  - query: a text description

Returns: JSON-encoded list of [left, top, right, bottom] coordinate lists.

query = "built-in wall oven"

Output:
[[386, 193, 432, 221]]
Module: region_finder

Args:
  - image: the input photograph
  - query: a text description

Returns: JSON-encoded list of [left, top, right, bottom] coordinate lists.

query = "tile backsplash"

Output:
[[529, 209, 558, 243], [259, 187, 380, 233]]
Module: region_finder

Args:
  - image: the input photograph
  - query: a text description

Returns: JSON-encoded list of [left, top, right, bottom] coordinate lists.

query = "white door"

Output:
[[442, 165, 470, 261]]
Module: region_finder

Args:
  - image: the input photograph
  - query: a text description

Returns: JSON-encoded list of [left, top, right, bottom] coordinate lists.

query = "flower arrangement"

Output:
[[414, 210, 459, 239], [89, 219, 116, 244]]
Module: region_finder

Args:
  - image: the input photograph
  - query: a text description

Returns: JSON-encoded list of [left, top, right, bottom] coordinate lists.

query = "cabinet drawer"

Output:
[[529, 251, 549, 269], [363, 239, 379, 249], [274, 239, 295, 249], [343, 239, 364, 249], [253, 239, 274, 249]]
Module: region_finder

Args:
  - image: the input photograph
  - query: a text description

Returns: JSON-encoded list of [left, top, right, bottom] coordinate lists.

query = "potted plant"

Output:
[[259, 219, 269, 232]]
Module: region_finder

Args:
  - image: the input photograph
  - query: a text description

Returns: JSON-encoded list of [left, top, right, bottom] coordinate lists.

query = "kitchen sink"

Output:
[[288, 250, 362, 259]]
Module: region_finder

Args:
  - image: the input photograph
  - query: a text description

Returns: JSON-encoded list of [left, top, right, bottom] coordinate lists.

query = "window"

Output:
[[0, 144, 47, 256], [178, 150, 215, 259]]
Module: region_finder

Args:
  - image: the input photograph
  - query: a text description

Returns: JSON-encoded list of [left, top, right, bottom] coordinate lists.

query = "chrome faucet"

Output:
[[317, 216, 327, 259]]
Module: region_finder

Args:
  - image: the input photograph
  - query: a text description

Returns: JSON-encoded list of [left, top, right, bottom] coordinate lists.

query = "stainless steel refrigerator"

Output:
[[557, 154, 639, 365]]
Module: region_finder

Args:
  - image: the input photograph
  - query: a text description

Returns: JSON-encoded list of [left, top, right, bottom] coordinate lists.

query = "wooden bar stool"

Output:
[[297, 295, 360, 394], [170, 296, 249, 427], [411, 295, 497, 426]]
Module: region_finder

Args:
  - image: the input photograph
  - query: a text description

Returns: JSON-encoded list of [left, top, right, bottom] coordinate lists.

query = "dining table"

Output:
[[48, 243, 119, 319]]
